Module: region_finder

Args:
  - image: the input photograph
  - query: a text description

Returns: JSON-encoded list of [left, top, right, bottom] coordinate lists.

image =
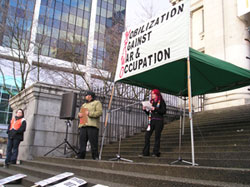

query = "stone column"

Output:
[[9, 82, 79, 160]]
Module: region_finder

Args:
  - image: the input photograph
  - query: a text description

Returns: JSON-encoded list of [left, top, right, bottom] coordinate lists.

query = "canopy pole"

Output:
[[99, 82, 115, 160], [187, 57, 197, 166]]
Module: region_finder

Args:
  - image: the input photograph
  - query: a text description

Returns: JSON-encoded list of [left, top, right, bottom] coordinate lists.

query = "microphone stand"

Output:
[[100, 100, 142, 162]]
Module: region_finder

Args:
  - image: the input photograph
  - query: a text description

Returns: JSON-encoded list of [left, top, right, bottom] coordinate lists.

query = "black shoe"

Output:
[[76, 156, 85, 159], [138, 154, 149, 157], [152, 153, 160, 157]]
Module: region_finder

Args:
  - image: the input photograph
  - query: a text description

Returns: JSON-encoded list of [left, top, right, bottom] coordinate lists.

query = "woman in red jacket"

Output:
[[5, 109, 26, 166]]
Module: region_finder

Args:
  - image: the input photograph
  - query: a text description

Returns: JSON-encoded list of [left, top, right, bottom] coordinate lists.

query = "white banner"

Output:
[[115, 0, 190, 82], [237, 0, 250, 16]]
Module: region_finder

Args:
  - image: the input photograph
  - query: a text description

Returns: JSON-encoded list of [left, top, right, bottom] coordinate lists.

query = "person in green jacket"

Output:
[[77, 91, 103, 160]]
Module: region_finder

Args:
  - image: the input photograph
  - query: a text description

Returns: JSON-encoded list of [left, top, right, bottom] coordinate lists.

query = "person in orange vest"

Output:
[[4, 109, 26, 166]]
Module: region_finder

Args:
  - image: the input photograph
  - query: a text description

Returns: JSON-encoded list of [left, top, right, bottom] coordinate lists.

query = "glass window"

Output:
[[47, 7, 54, 18], [41, 0, 48, 6], [59, 30, 66, 39], [0, 100, 9, 111], [69, 14, 76, 25], [61, 13, 69, 22], [96, 7, 100, 16], [70, 7, 77, 15], [83, 20, 89, 29], [106, 18, 112, 27], [45, 18, 53, 27], [41, 45, 49, 56], [55, 1, 63, 11], [75, 26, 82, 35], [77, 9, 84, 17], [85, 2, 91, 11], [16, 8, 25, 18], [37, 25, 44, 34], [100, 16, 106, 25], [63, 4, 70, 13], [54, 9, 62, 20], [84, 11, 90, 20], [121, 0, 126, 7], [78, 1, 84, 10], [99, 24, 105, 34], [115, 4, 120, 12], [71, 0, 78, 7], [67, 32, 74, 42], [101, 8, 107, 17], [49, 46, 57, 57], [0, 112, 7, 124], [68, 23, 75, 33], [61, 21, 68, 31], [10, 0, 18, 7], [53, 19, 60, 29], [102, 1, 107, 8], [44, 26, 52, 37], [51, 28, 59, 39], [107, 2, 113, 10], [76, 17, 82, 27], [64, 0, 70, 5], [75, 34, 81, 42], [107, 10, 112, 18], [1, 93, 9, 100], [27, 0, 35, 11], [50, 38, 57, 47], [57, 39, 65, 48], [47, 0, 55, 8]]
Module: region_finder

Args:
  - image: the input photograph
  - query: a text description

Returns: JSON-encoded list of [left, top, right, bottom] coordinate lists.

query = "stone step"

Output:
[[99, 150, 250, 160], [129, 123, 250, 137], [102, 145, 250, 153], [97, 155, 250, 168], [6, 164, 129, 187], [0, 165, 39, 187], [111, 138, 250, 147], [30, 157, 250, 186]]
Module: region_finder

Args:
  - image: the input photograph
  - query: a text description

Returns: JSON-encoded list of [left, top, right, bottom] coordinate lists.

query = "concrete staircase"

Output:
[[0, 104, 250, 186]]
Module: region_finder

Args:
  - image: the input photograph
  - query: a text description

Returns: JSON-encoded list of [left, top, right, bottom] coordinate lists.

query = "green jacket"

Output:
[[78, 100, 103, 128]]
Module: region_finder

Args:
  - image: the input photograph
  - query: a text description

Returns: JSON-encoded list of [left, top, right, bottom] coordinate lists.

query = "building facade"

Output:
[[0, 0, 125, 135], [189, 0, 250, 109]]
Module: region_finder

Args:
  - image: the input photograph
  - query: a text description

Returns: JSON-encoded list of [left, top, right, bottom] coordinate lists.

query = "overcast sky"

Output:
[[125, 0, 172, 29]]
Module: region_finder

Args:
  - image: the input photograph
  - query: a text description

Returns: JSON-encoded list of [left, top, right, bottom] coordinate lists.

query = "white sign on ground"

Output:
[[0, 173, 27, 185], [115, 0, 190, 82], [34, 172, 74, 186], [51, 177, 87, 187]]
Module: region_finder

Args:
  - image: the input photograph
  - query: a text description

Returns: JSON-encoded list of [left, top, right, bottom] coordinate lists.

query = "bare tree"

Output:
[[0, 0, 49, 96]]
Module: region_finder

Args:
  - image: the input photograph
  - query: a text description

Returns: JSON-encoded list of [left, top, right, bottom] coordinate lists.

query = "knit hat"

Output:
[[85, 90, 95, 99]]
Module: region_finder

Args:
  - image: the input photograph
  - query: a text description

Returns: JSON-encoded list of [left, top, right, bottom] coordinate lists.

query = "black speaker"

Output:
[[59, 92, 77, 120]]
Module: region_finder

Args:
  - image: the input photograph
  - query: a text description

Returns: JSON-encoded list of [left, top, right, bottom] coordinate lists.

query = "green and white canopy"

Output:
[[115, 48, 250, 96]]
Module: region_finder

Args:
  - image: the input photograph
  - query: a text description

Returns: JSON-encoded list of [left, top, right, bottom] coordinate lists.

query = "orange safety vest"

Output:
[[9, 118, 23, 130]]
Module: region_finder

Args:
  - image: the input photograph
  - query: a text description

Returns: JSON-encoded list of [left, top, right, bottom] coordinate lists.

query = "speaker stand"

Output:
[[44, 120, 78, 156]]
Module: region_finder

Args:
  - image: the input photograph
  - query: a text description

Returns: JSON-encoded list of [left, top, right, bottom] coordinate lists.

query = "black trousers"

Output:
[[143, 120, 164, 156], [5, 137, 21, 164], [78, 126, 99, 159]]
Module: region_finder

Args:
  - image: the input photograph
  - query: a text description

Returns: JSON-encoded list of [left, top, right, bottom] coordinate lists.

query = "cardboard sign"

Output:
[[0, 173, 27, 185], [51, 177, 87, 187], [79, 108, 88, 124], [34, 172, 74, 186]]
